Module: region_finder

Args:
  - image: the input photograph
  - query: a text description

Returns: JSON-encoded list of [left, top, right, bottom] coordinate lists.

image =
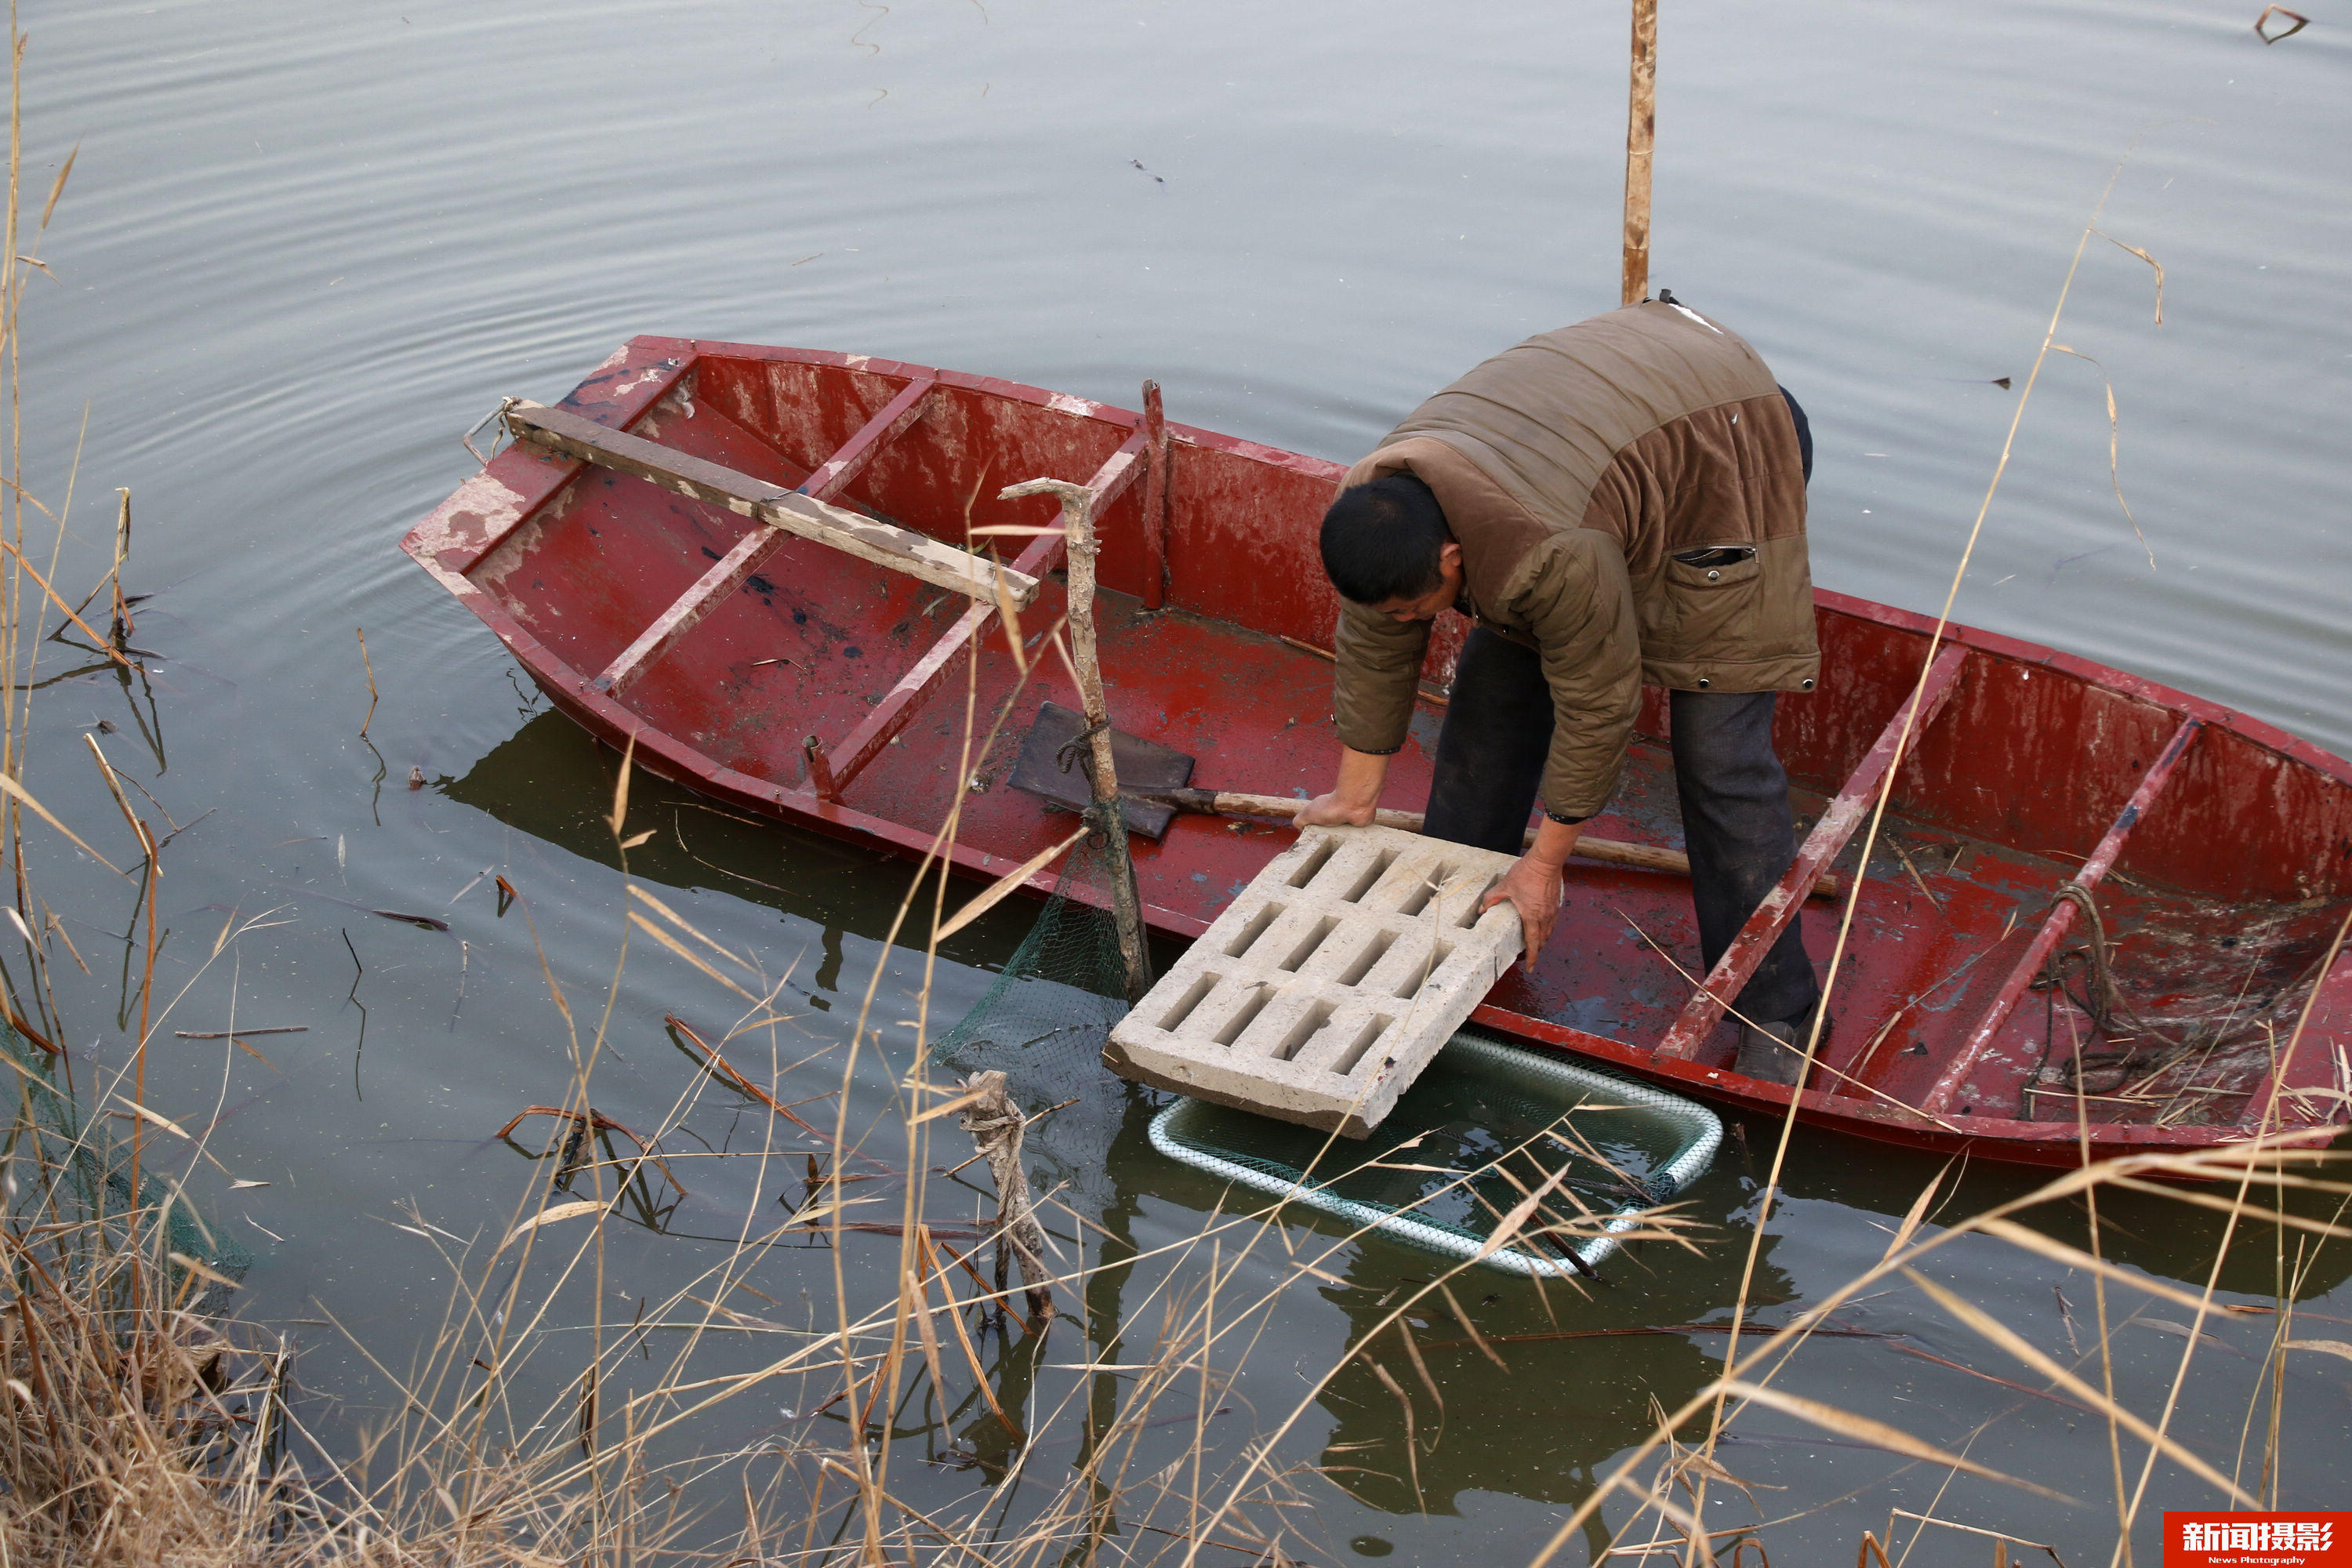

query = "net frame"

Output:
[[1148, 1030, 1720, 1279]]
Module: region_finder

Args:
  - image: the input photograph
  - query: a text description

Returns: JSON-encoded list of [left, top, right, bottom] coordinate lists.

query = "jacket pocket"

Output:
[[1660, 550, 1762, 652]]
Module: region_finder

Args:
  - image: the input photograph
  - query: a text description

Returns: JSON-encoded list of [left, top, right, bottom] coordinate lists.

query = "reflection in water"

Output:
[[1312, 1223, 1793, 1518], [1767, 1118, 2352, 1301], [1068, 1089, 1788, 1522], [442, 709, 1027, 967], [495, 1109, 688, 1232]]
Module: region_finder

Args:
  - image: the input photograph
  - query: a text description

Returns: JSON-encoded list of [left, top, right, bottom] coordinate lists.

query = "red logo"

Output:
[[2168, 1515, 2352, 1568]]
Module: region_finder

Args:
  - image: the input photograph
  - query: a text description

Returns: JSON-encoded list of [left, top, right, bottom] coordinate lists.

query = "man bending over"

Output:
[[1297, 296, 1824, 1084]]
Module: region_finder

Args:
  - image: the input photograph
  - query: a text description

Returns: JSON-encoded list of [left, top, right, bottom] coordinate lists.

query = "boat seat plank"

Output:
[[1919, 713, 2205, 1114], [1656, 641, 1970, 1062], [503, 400, 1038, 610]]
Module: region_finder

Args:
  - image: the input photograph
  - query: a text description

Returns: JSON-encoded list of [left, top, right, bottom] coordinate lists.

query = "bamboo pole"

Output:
[[998, 477, 1152, 1001], [1621, 0, 1658, 307]]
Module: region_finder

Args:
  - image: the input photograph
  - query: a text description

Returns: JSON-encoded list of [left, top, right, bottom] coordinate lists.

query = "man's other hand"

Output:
[[1479, 854, 1566, 969], [1296, 790, 1375, 828], [1296, 746, 1393, 829]]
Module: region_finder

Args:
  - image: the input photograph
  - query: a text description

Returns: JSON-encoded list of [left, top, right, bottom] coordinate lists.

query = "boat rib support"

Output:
[[1655, 641, 1970, 1062], [1918, 713, 2204, 1114], [800, 377, 936, 503], [589, 379, 942, 694], [815, 431, 1150, 798]]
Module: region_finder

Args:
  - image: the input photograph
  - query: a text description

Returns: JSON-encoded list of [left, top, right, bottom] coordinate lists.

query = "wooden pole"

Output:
[[1139, 788, 1842, 898], [998, 477, 1153, 1002], [1621, 0, 1658, 307], [1139, 380, 1170, 612]]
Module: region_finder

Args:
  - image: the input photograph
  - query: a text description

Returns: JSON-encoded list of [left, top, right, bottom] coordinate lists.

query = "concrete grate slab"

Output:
[[1104, 825, 1523, 1135]]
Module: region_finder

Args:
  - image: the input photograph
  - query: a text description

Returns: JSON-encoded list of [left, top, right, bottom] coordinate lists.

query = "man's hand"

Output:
[[1480, 854, 1565, 968], [1478, 817, 1581, 970], [1295, 790, 1374, 828], [1294, 746, 1391, 829]]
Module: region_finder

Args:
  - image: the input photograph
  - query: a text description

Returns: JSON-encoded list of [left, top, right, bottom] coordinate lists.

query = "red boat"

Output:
[[404, 338, 2352, 1167]]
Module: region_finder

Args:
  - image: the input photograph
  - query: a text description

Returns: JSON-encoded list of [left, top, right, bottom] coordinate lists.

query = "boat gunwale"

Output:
[[401, 336, 2352, 1161]]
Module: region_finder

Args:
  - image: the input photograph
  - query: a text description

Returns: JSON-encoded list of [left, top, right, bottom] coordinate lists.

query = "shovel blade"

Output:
[[1007, 701, 1196, 840]]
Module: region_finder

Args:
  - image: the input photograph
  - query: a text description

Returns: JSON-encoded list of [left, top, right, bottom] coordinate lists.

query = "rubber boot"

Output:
[[1734, 1003, 1824, 1088]]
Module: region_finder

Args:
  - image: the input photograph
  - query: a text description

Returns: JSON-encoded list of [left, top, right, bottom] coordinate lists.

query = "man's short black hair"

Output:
[[1319, 473, 1450, 604]]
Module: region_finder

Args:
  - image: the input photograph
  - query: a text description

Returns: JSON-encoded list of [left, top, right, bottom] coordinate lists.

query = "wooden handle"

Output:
[[1185, 789, 1842, 900]]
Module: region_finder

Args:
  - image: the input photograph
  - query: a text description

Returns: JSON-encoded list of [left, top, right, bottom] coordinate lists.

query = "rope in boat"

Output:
[[2026, 881, 2318, 1110]]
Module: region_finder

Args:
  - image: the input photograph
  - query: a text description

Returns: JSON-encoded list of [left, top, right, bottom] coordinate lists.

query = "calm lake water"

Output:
[[16, 0, 2352, 1559]]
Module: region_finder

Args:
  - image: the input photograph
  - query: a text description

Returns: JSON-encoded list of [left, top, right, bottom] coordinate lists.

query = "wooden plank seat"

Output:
[[501, 397, 1038, 694]]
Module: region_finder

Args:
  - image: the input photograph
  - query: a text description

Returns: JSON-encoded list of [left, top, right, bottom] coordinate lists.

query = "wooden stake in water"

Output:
[[109, 488, 131, 642], [1621, 0, 1658, 307], [999, 477, 1152, 1003], [956, 1070, 1054, 1320]]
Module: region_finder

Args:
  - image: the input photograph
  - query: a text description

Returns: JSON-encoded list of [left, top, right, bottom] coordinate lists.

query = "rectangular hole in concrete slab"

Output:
[[1272, 1000, 1337, 1061], [1214, 986, 1275, 1047], [1285, 839, 1338, 887], [1332, 1016, 1394, 1075], [1454, 877, 1497, 927], [1394, 939, 1455, 997], [1395, 862, 1454, 917], [1277, 915, 1340, 972], [1158, 972, 1222, 1032], [1224, 902, 1283, 958], [1338, 930, 1396, 985], [1337, 847, 1399, 903]]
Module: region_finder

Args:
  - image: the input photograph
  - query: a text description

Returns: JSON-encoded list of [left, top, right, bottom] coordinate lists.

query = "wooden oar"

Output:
[[1134, 786, 1842, 899]]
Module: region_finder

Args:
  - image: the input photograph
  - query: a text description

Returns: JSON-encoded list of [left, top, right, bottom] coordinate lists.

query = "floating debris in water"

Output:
[[175, 1025, 307, 1040], [2255, 4, 2308, 43]]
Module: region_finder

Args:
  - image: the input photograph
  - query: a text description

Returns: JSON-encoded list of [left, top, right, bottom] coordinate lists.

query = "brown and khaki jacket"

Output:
[[1333, 300, 1818, 821]]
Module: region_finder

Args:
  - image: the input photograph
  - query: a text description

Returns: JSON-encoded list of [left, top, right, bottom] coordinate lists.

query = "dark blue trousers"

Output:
[[1421, 630, 1821, 1028]]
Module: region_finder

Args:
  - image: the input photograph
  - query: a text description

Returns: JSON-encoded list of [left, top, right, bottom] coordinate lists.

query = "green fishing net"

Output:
[[2, 1025, 252, 1311], [931, 808, 1721, 1273], [931, 801, 1156, 1203]]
